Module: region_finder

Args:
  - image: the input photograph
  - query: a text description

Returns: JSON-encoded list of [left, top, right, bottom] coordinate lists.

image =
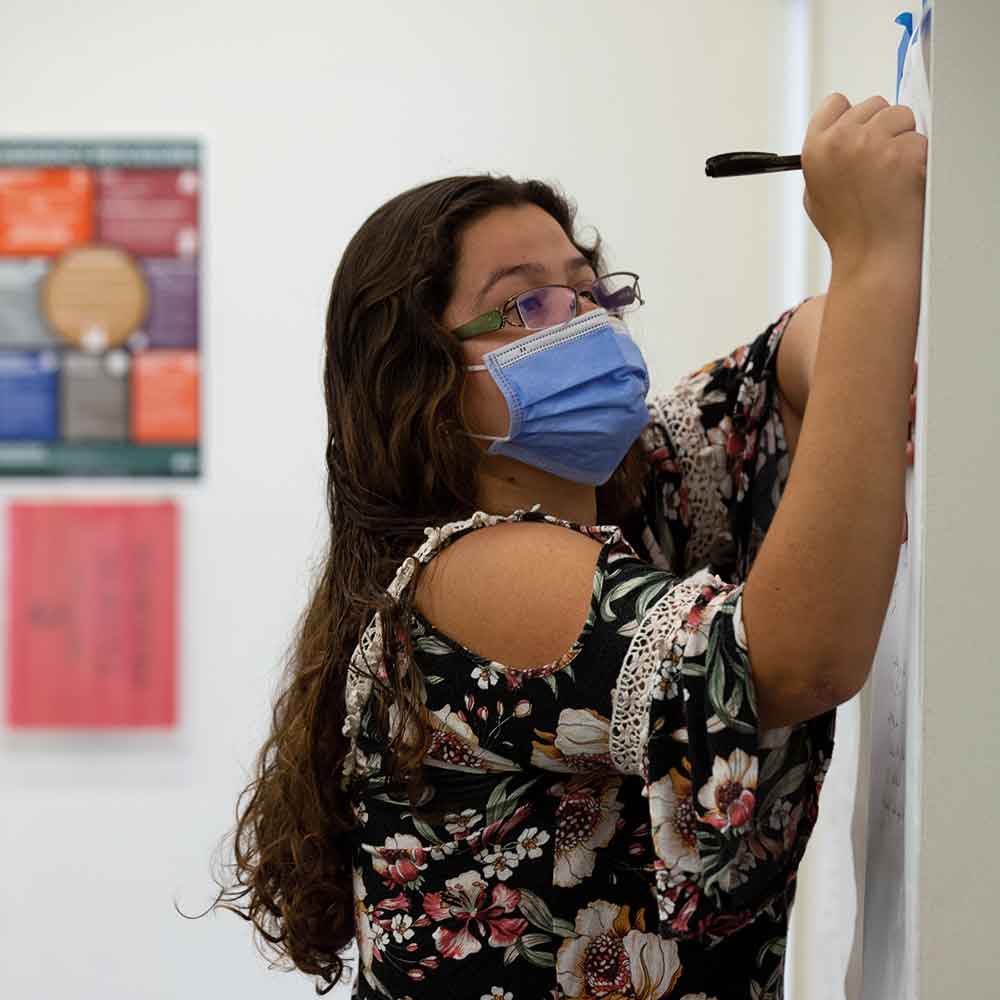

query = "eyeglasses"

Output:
[[452, 271, 644, 340]]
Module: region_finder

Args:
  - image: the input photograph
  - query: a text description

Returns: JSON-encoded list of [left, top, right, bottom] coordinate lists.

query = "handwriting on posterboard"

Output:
[[6, 501, 178, 727]]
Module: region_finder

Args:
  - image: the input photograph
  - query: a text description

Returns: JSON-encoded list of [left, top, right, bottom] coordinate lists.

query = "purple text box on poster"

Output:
[[140, 258, 198, 349], [0, 350, 59, 440]]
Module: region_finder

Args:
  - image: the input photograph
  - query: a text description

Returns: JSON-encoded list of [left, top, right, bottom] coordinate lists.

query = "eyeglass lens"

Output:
[[514, 275, 639, 330]]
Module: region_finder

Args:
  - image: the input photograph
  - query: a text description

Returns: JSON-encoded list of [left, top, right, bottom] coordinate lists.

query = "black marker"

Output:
[[705, 152, 802, 178]]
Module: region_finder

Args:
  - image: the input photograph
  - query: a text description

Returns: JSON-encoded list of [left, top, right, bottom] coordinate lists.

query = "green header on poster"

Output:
[[0, 140, 200, 168], [0, 443, 200, 478]]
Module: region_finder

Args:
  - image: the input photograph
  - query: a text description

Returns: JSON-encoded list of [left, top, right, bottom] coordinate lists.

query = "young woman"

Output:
[[217, 92, 925, 999]]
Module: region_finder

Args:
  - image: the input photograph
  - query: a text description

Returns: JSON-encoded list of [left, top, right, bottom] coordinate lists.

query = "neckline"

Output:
[[408, 533, 617, 676]]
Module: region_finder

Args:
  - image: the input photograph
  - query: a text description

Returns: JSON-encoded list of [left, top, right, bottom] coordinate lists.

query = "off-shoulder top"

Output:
[[345, 302, 833, 1000]]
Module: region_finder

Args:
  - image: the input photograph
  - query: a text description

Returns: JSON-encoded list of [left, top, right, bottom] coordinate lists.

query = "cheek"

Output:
[[461, 373, 510, 437]]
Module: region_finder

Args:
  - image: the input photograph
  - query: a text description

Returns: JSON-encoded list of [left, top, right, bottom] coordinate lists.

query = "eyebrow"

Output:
[[475, 255, 592, 308]]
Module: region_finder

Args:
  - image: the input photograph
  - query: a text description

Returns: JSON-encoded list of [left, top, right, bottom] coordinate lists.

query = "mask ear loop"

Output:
[[461, 363, 509, 441]]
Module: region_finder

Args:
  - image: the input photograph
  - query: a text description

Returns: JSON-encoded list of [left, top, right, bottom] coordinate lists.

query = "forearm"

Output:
[[743, 253, 920, 726]]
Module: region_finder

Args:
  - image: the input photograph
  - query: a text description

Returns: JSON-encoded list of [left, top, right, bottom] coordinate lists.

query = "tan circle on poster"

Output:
[[41, 245, 150, 350]]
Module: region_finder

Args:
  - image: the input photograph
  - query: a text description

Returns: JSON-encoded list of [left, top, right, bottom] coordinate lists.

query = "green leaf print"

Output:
[[634, 576, 675, 621], [518, 887, 578, 938], [414, 635, 456, 657], [757, 735, 791, 788], [407, 816, 444, 845], [601, 574, 656, 621], [484, 776, 537, 826], [759, 762, 809, 820], [515, 935, 556, 967], [706, 648, 755, 734]]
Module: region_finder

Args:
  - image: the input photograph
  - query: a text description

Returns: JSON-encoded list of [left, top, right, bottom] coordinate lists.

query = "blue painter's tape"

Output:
[[896, 11, 914, 103]]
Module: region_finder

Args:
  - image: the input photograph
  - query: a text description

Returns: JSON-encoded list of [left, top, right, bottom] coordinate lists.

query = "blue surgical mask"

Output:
[[463, 308, 650, 486]]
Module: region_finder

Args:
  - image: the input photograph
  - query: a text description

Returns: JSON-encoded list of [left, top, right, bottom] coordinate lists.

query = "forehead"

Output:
[[454, 203, 580, 284]]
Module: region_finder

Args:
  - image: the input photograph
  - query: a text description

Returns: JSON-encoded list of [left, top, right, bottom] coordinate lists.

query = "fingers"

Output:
[[872, 103, 917, 137], [808, 92, 852, 137], [842, 94, 891, 125]]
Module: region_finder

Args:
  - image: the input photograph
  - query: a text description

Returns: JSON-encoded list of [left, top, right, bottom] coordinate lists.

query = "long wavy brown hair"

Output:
[[211, 175, 648, 993]]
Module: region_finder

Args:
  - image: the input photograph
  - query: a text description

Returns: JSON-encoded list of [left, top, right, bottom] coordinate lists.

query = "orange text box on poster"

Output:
[[6, 501, 177, 727], [131, 351, 199, 443], [0, 168, 94, 256]]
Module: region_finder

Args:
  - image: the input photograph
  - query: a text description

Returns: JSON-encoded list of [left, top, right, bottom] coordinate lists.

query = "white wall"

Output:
[[0, 3, 805, 997]]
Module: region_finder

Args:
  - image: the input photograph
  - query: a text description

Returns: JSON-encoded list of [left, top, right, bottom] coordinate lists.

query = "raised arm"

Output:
[[742, 93, 926, 728]]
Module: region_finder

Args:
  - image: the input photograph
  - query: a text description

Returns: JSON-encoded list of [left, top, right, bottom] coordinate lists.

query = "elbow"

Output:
[[814, 650, 876, 708], [754, 655, 863, 729]]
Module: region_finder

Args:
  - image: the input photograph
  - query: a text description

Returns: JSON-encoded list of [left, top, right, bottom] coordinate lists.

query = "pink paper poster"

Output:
[[6, 501, 177, 727]]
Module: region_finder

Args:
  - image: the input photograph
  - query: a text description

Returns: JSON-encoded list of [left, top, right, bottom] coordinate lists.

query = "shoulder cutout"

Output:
[[413, 520, 605, 670]]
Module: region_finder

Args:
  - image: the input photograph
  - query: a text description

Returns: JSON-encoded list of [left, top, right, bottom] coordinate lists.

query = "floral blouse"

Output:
[[346, 303, 834, 1000]]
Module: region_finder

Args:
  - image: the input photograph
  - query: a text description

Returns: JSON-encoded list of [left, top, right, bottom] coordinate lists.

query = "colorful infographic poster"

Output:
[[0, 141, 200, 477], [6, 501, 178, 727]]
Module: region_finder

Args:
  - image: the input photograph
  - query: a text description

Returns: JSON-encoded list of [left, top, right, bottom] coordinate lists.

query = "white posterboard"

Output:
[[856, 6, 933, 999]]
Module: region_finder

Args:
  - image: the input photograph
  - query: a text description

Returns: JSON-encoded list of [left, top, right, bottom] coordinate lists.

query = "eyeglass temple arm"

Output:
[[453, 309, 505, 340]]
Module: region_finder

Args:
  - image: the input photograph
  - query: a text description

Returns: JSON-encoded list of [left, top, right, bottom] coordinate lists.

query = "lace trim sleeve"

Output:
[[646, 382, 730, 575], [608, 568, 722, 776]]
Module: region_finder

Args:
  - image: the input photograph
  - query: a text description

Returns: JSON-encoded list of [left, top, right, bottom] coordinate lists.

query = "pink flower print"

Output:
[[697, 749, 759, 833], [422, 870, 528, 960], [648, 444, 680, 478], [368, 834, 429, 889]]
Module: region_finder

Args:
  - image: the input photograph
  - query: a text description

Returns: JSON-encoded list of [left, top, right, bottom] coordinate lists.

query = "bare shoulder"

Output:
[[413, 521, 605, 669]]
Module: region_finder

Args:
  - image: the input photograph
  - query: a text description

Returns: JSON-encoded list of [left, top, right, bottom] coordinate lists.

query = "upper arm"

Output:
[[776, 294, 824, 417], [775, 294, 825, 465], [413, 522, 605, 669]]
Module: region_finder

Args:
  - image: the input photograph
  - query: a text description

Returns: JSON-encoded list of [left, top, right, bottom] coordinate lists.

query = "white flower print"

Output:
[[652, 657, 681, 701], [515, 826, 550, 860], [471, 662, 501, 689], [371, 921, 390, 952], [444, 808, 483, 835], [429, 840, 459, 861], [530, 707, 612, 772], [475, 845, 520, 881], [769, 799, 793, 832], [389, 912, 415, 943], [557, 899, 681, 999], [481, 988, 513, 1000], [551, 775, 622, 887], [647, 767, 701, 876]]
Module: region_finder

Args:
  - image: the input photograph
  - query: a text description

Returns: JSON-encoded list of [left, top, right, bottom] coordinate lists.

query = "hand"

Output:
[[802, 93, 928, 268]]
